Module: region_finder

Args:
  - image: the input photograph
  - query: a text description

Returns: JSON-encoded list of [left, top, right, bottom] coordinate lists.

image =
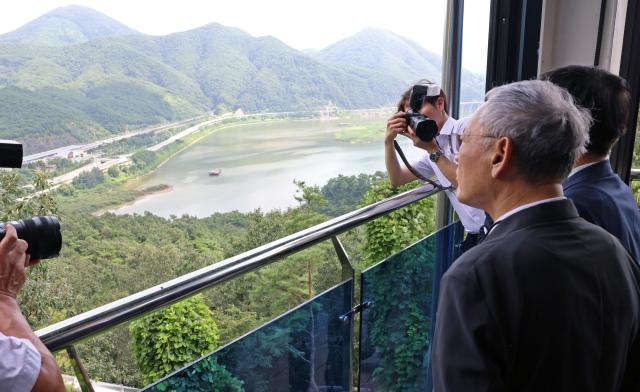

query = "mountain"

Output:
[[315, 27, 442, 84], [0, 10, 486, 154], [314, 27, 485, 102], [0, 22, 407, 153], [0, 5, 139, 46]]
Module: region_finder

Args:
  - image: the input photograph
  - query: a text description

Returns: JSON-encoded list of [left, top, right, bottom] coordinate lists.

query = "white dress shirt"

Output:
[[0, 332, 41, 392]]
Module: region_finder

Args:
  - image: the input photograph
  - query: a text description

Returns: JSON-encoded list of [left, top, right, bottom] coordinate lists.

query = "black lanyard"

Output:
[[393, 140, 452, 191]]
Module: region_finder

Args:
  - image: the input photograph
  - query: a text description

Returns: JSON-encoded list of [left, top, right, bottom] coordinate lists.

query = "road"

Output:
[[147, 114, 232, 152], [50, 156, 130, 186], [23, 114, 209, 164]]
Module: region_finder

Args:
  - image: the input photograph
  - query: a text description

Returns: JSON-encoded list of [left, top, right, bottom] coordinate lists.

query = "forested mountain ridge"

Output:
[[0, 5, 140, 46], [0, 7, 484, 153], [314, 27, 485, 102]]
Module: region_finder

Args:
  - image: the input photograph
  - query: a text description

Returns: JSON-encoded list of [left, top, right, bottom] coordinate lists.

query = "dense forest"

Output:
[[3, 166, 435, 388]]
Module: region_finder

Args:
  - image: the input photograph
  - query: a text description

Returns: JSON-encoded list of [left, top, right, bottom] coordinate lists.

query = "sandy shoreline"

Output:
[[95, 184, 174, 216]]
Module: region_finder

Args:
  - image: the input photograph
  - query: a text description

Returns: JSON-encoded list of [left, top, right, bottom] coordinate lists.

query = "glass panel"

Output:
[[358, 221, 464, 391], [460, 0, 491, 118], [632, 108, 640, 204], [142, 278, 353, 392]]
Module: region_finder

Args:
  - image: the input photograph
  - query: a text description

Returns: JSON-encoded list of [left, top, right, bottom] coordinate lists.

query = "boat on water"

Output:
[[208, 168, 222, 176]]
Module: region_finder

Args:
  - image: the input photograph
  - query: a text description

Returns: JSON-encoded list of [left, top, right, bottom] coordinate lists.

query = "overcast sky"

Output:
[[0, 0, 490, 73]]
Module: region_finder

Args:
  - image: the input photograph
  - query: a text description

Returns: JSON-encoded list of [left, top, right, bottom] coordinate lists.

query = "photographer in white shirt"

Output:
[[385, 81, 486, 251]]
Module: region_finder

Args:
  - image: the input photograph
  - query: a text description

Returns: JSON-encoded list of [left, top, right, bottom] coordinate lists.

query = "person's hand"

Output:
[[405, 126, 440, 152], [385, 112, 408, 145], [0, 225, 35, 299]]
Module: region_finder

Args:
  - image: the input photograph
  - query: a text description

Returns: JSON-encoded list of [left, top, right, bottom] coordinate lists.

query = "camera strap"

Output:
[[393, 140, 452, 191]]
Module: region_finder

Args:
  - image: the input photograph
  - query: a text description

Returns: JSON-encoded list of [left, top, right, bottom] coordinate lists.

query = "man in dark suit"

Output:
[[541, 65, 640, 262], [432, 80, 640, 391]]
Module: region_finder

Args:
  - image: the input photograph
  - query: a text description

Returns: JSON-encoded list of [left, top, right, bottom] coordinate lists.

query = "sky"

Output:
[[0, 0, 491, 73]]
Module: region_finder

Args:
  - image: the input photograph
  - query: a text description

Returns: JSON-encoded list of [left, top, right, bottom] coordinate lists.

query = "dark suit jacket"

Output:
[[432, 200, 640, 391], [563, 160, 640, 261]]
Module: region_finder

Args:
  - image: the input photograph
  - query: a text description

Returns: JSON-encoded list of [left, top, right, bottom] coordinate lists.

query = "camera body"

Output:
[[403, 84, 440, 142], [0, 141, 62, 259]]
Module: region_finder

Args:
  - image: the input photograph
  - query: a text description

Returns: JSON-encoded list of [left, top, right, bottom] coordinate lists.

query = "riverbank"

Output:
[[95, 184, 173, 216]]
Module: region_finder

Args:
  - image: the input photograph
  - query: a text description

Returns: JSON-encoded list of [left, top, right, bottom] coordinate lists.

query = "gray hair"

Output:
[[478, 80, 591, 182]]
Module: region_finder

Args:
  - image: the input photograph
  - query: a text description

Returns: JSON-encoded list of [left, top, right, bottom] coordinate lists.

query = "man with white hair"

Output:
[[431, 80, 640, 391]]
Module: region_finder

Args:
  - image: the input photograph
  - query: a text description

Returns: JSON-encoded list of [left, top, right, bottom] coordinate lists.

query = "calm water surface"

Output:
[[115, 119, 423, 217]]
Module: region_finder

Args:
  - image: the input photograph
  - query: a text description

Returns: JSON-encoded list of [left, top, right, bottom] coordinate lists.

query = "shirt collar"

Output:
[[438, 116, 456, 135], [568, 159, 606, 178], [488, 196, 566, 236], [482, 199, 578, 241]]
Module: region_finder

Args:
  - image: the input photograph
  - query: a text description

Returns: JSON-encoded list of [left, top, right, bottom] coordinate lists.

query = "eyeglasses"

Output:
[[459, 133, 499, 145]]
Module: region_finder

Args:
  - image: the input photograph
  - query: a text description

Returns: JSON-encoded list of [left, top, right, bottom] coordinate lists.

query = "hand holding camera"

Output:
[[385, 112, 409, 144], [0, 225, 36, 299], [0, 141, 62, 261], [403, 84, 440, 142]]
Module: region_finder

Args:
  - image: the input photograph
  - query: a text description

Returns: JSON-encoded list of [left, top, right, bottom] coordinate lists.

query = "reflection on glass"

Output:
[[359, 222, 464, 391], [142, 279, 353, 392]]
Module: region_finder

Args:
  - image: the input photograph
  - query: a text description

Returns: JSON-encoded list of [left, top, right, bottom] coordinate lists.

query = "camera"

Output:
[[404, 84, 440, 142], [0, 141, 62, 259]]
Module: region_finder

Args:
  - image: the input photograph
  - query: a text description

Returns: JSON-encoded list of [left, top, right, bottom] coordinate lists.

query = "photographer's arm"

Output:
[[0, 226, 65, 392], [405, 129, 459, 188], [423, 142, 459, 188], [0, 297, 65, 391], [385, 113, 418, 187]]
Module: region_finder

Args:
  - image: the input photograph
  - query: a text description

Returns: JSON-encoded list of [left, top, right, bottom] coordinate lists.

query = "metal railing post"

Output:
[[66, 346, 95, 392]]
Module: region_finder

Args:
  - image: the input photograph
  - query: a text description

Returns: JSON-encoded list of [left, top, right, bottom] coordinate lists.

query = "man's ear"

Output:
[[490, 137, 513, 179]]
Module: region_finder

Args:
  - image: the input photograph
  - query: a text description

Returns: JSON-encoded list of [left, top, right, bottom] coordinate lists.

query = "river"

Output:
[[114, 119, 423, 217]]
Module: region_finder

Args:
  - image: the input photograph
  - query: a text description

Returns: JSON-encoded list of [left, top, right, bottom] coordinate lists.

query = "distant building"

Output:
[[319, 101, 338, 120]]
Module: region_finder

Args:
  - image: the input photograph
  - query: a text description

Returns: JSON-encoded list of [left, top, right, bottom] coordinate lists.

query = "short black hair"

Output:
[[540, 65, 631, 155]]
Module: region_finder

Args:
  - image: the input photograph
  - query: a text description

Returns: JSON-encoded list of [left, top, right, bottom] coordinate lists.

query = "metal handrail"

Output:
[[36, 184, 441, 352], [631, 168, 640, 181]]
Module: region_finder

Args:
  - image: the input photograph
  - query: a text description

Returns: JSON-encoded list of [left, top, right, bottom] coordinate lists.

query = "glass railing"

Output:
[[358, 221, 463, 391], [142, 279, 353, 392], [134, 221, 464, 391]]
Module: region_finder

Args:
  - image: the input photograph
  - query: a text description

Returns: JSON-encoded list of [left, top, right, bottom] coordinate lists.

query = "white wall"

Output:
[[538, 0, 628, 75], [538, 0, 602, 74]]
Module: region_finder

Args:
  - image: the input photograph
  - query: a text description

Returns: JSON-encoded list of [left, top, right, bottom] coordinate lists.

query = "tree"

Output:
[[131, 150, 157, 169], [358, 179, 436, 266], [319, 172, 387, 217], [72, 167, 105, 189], [129, 295, 220, 384], [107, 166, 120, 178]]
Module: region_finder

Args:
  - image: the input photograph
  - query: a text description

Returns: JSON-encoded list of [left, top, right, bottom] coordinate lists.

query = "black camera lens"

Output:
[[405, 112, 439, 142], [412, 117, 439, 142], [0, 216, 62, 259]]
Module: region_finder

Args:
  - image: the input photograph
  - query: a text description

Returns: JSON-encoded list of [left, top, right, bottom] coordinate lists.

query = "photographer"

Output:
[[0, 224, 64, 391], [385, 81, 486, 251]]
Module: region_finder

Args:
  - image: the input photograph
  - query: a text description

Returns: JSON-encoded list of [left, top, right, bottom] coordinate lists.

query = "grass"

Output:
[[334, 122, 385, 143]]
